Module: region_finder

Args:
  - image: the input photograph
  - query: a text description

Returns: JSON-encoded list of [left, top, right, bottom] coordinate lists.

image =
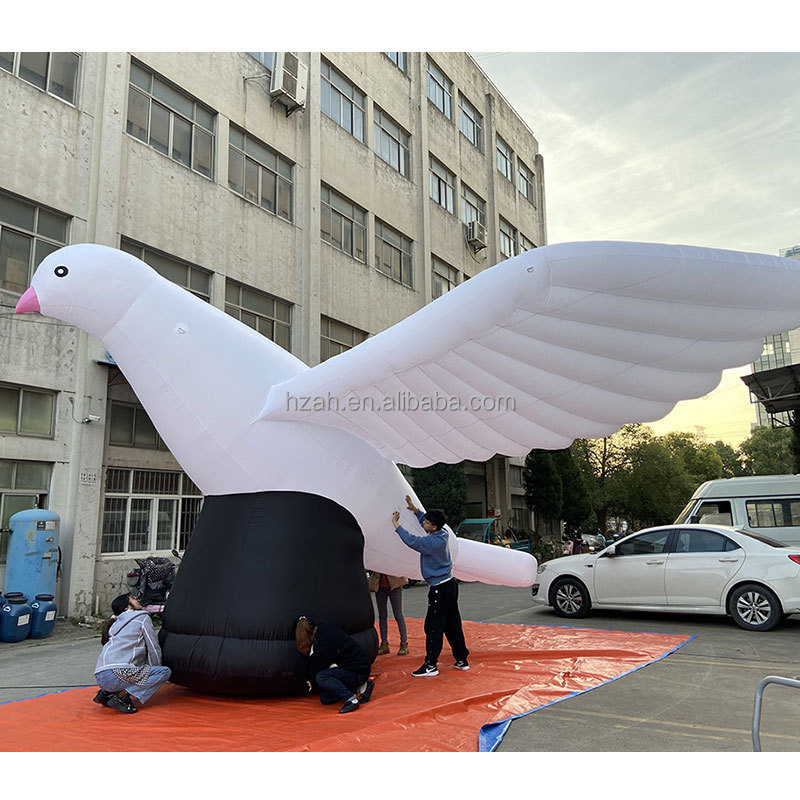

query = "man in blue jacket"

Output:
[[392, 495, 469, 677]]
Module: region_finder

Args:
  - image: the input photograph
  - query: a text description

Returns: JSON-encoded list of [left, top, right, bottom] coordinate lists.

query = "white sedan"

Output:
[[532, 524, 800, 631]]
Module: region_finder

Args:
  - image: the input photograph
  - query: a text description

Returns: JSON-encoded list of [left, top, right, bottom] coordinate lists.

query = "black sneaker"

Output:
[[338, 698, 359, 714], [92, 690, 110, 706], [359, 680, 375, 704], [106, 693, 138, 714], [453, 659, 470, 671], [412, 662, 439, 677]]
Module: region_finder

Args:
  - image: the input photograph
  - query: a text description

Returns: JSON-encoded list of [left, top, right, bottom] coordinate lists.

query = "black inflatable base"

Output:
[[159, 491, 378, 696]]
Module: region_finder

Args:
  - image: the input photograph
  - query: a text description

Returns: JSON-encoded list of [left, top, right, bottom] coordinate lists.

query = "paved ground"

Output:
[[2, 581, 799, 751]]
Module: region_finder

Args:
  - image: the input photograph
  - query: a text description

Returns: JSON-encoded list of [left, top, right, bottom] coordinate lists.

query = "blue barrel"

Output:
[[29, 594, 57, 639], [5, 510, 60, 602], [0, 596, 33, 643]]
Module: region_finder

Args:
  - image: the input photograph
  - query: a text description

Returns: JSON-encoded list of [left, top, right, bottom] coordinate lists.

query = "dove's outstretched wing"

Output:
[[259, 241, 800, 467]]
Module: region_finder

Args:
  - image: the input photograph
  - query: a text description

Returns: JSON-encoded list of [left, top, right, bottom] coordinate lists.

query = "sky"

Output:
[[471, 50, 800, 446]]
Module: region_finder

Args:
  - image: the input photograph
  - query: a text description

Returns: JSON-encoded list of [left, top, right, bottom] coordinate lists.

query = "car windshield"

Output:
[[457, 522, 488, 542], [733, 529, 787, 548]]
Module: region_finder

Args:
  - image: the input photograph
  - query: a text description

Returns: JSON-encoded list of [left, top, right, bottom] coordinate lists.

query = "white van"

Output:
[[674, 475, 800, 546]]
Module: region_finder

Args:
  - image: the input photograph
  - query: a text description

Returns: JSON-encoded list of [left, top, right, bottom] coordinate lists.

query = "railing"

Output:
[[752, 675, 800, 751]]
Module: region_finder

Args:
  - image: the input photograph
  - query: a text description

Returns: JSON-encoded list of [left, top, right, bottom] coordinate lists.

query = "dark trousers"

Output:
[[315, 667, 364, 704], [424, 578, 469, 666]]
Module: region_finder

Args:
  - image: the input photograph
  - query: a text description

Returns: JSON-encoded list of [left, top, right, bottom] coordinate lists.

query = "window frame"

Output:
[[0, 190, 70, 295], [614, 529, 673, 557], [429, 157, 455, 214], [126, 59, 216, 180], [432, 256, 459, 299], [320, 60, 366, 143], [496, 135, 514, 182], [517, 159, 535, 204], [426, 58, 452, 119], [100, 468, 203, 555], [499, 217, 518, 260], [373, 106, 410, 178], [119, 239, 212, 302], [224, 279, 292, 351], [320, 184, 368, 263], [0, 459, 52, 562], [227, 124, 294, 222], [108, 400, 168, 451], [384, 52, 408, 74], [0, 384, 56, 439], [320, 315, 369, 361], [0, 52, 81, 105], [374, 219, 413, 288], [460, 183, 486, 228], [458, 93, 483, 151]]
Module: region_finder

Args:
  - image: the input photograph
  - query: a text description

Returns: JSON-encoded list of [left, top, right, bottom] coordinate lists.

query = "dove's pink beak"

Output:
[[15, 286, 40, 314]]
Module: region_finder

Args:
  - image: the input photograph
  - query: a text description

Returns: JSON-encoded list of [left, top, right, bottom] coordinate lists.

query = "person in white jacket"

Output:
[[93, 593, 171, 714]]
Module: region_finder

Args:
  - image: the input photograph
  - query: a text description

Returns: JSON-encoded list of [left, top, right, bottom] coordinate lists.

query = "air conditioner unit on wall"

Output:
[[466, 219, 488, 250], [269, 52, 308, 114]]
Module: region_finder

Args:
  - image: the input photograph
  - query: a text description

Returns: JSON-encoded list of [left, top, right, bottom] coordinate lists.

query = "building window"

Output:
[[247, 52, 275, 74], [385, 52, 407, 73], [429, 157, 455, 214], [225, 280, 292, 350], [120, 239, 211, 302], [0, 191, 69, 294], [499, 217, 518, 259], [519, 233, 536, 252], [109, 401, 167, 450], [426, 59, 452, 119], [0, 52, 80, 105], [517, 160, 535, 204], [126, 60, 215, 179], [496, 136, 514, 182], [373, 107, 410, 178], [320, 60, 365, 143], [0, 384, 55, 438], [101, 468, 203, 554], [0, 459, 51, 561], [458, 94, 483, 150], [432, 257, 459, 299], [320, 316, 368, 362], [755, 333, 791, 371], [321, 185, 367, 263], [510, 494, 531, 532], [375, 220, 413, 288], [460, 183, 486, 228], [228, 125, 293, 221]]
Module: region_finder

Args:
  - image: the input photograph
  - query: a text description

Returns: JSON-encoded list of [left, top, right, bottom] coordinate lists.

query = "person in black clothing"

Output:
[[295, 616, 375, 714]]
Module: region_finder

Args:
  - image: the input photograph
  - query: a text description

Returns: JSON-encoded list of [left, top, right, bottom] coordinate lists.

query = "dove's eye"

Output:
[[54, 266, 69, 277]]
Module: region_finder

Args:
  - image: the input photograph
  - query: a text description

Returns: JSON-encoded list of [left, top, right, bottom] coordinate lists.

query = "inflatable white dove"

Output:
[[16, 240, 800, 695], [15, 241, 800, 587]]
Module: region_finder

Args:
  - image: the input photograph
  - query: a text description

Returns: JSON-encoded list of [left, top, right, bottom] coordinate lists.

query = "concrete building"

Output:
[[0, 51, 546, 615]]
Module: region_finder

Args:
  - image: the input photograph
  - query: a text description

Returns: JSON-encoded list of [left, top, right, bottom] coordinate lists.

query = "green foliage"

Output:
[[409, 462, 467, 528], [551, 449, 593, 528], [661, 431, 722, 486], [713, 440, 746, 478], [739, 426, 795, 475], [523, 450, 562, 519], [791, 412, 800, 474]]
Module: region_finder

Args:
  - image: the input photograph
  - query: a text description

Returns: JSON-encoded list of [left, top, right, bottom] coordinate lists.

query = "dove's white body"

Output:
[[20, 241, 800, 588]]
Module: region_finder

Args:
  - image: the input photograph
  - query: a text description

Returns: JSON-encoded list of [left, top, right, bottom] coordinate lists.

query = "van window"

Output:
[[746, 499, 800, 528], [693, 501, 732, 526]]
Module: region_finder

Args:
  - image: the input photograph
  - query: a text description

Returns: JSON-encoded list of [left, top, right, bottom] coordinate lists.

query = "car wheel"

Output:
[[550, 578, 591, 618], [729, 583, 783, 631]]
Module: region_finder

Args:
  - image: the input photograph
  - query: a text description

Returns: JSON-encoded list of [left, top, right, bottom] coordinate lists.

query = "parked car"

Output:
[[455, 518, 531, 553], [531, 524, 800, 631]]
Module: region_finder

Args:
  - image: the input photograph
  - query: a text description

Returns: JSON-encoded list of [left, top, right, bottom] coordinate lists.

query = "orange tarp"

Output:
[[0, 618, 691, 752]]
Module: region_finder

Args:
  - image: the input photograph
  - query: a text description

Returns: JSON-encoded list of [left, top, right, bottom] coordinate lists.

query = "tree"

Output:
[[551, 448, 593, 529], [739, 426, 795, 475], [410, 462, 467, 528], [523, 450, 563, 536], [713, 440, 746, 478], [661, 431, 722, 487]]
